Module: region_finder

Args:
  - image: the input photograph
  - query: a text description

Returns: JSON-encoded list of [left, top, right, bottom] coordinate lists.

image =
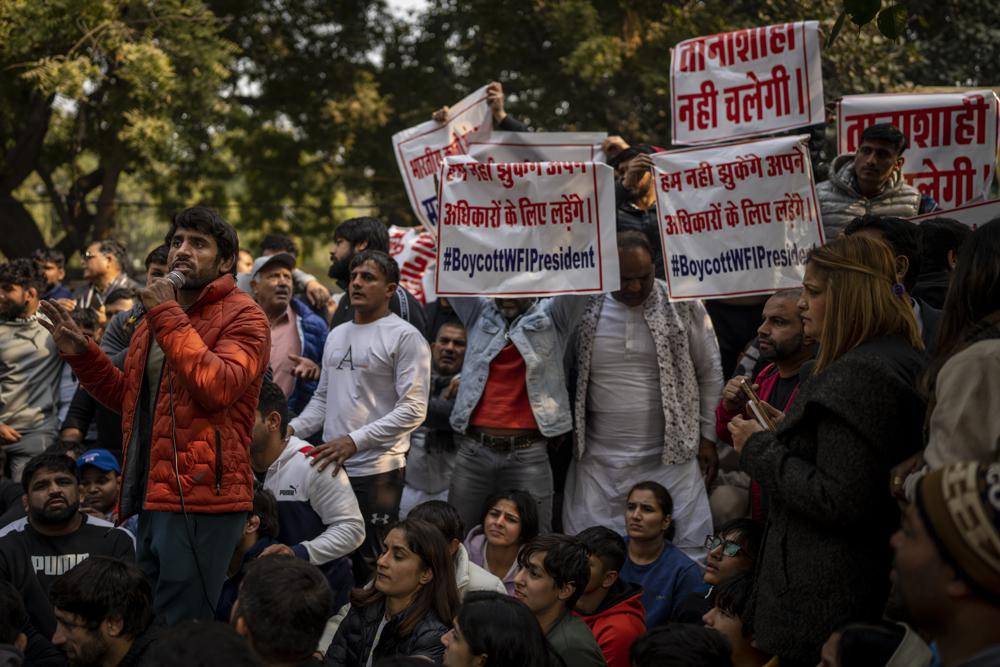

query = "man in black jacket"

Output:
[[50, 556, 160, 667], [400, 318, 466, 516], [328, 217, 427, 333]]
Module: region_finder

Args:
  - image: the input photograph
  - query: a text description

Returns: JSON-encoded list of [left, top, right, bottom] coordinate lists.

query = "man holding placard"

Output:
[[436, 157, 620, 534]]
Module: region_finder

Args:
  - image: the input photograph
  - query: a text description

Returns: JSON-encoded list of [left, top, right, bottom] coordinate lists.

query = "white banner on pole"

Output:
[[909, 199, 1000, 231], [434, 157, 619, 297], [670, 21, 824, 145], [467, 131, 607, 164], [837, 90, 1000, 210], [652, 134, 824, 301], [392, 86, 493, 230]]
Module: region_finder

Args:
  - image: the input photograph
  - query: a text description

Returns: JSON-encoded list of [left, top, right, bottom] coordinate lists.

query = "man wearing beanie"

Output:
[[891, 461, 1000, 666]]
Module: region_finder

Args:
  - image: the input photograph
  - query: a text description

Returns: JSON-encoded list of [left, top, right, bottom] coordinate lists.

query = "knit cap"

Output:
[[916, 461, 1000, 596]]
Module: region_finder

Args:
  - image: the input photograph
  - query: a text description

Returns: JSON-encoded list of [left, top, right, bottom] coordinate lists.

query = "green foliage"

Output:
[[1, 0, 994, 262]]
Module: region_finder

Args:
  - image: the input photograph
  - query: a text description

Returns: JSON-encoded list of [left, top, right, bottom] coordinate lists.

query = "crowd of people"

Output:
[[0, 81, 999, 667]]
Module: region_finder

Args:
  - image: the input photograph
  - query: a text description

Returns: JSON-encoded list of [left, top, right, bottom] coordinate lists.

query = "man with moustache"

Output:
[[563, 232, 723, 562], [250, 253, 328, 415], [0, 259, 63, 480], [714, 288, 817, 522], [289, 250, 430, 584], [400, 318, 468, 516], [39, 206, 270, 623], [0, 454, 134, 640]]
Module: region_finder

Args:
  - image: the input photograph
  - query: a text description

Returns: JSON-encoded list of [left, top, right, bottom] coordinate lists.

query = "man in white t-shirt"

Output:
[[288, 250, 431, 584]]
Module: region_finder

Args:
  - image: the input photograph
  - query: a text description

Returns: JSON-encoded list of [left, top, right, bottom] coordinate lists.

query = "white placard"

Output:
[[670, 21, 824, 145], [652, 134, 824, 300], [467, 131, 607, 164], [909, 199, 1000, 231], [434, 157, 619, 297], [392, 86, 493, 229], [837, 90, 1000, 210]]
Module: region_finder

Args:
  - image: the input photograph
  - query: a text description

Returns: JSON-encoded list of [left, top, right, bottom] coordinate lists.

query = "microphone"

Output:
[[130, 270, 187, 323]]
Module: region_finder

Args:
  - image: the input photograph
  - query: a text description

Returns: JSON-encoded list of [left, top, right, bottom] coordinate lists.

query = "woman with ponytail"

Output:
[[727, 235, 927, 666], [618, 480, 705, 627]]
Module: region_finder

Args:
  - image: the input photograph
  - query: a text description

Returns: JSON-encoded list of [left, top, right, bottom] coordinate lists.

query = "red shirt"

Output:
[[469, 342, 539, 430]]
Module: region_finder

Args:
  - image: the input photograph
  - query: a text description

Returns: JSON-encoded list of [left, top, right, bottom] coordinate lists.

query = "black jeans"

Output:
[[348, 467, 406, 586]]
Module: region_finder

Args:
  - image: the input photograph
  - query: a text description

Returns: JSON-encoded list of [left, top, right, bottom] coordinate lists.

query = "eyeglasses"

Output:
[[704, 535, 751, 559]]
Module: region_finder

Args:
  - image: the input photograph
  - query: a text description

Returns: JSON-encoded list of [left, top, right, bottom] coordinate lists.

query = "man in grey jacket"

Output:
[[0, 260, 62, 481], [816, 123, 935, 240]]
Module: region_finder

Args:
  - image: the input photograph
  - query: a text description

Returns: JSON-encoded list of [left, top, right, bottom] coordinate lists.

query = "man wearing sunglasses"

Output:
[[74, 239, 139, 311]]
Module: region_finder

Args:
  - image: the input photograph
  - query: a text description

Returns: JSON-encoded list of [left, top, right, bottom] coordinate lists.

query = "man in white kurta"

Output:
[[564, 232, 723, 564]]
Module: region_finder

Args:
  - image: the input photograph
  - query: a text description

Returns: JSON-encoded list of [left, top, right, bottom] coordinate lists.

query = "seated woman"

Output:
[[619, 481, 706, 627], [729, 235, 927, 665], [463, 489, 539, 595], [673, 517, 762, 623], [327, 518, 459, 666], [441, 590, 560, 667]]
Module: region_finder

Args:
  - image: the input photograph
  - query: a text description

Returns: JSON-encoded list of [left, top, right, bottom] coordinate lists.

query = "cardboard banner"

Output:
[[652, 134, 824, 301], [388, 225, 437, 304], [670, 21, 824, 145], [467, 131, 607, 164], [837, 90, 1000, 210], [392, 86, 493, 230], [909, 199, 1000, 231], [434, 157, 619, 297]]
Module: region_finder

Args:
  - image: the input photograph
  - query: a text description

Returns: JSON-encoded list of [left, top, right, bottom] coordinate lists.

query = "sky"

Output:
[[386, 0, 429, 20]]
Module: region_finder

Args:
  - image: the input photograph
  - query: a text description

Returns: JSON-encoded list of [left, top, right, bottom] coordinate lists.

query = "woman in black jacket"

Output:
[[327, 518, 459, 666], [728, 235, 926, 666]]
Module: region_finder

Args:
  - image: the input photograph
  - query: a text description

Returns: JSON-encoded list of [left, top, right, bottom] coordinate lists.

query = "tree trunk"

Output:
[[0, 194, 47, 258]]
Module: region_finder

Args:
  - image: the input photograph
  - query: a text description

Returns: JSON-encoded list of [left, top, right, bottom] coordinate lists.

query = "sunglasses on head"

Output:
[[704, 535, 750, 559]]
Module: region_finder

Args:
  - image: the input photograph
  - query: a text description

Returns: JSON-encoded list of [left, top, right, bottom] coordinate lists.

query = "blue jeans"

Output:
[[448, 434, 553, 534]]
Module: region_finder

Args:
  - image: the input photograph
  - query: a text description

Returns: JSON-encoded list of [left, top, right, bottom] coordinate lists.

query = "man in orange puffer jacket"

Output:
[[40, 207, 270, 623]]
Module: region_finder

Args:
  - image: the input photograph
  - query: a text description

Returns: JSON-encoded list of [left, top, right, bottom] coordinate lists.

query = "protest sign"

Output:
[[670, 21, 824, 145], [434, 157, 619, 297], [388, 225, 437, 304], [467, 131, 607, 164], [837, 90, 1000, 210], [392, 85, 493, 230], [652, 134, 823, 301], [909, 199, 1000, 231]]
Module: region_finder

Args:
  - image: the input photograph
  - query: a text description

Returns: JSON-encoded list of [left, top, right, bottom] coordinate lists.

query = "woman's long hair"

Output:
[[928, 219, 1000, 377], [351, 518, 459, 638], [455, 591, 557, 667], [806, 235, 923, 372]]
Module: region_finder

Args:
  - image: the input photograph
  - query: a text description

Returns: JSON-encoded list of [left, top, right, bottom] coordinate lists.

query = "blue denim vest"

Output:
[[449, 296, 589, 437]]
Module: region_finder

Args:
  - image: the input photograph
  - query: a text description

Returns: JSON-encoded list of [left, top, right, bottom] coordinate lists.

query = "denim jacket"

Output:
[[449, 296, 589, 437]]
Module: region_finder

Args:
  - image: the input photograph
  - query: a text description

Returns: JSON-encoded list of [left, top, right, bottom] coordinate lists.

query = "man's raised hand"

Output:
[[38, 300, 89, 355]]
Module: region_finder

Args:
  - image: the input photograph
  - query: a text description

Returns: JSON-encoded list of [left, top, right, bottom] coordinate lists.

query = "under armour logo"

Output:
[[370, 513, 391, 526]]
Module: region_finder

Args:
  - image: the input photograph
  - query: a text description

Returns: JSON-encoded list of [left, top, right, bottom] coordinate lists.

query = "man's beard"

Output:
[[759, 333, 803, 362], [30, 499, 80, 525], [0, 299, 29, 321], [328, 255, 353, 284], [66, 631, 110, 667]]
